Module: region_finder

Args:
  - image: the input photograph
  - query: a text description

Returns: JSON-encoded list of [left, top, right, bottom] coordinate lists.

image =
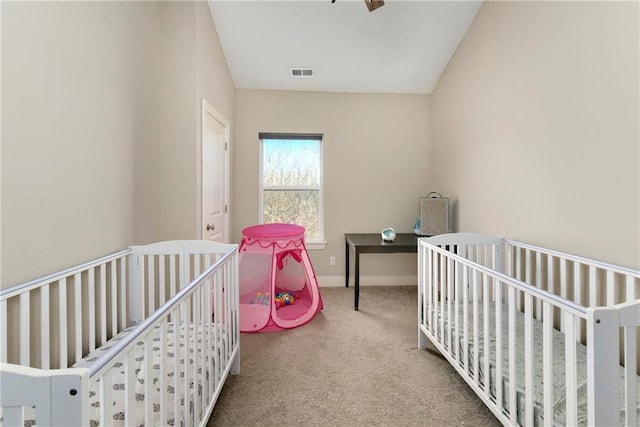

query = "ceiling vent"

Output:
[[290, 67, 314, 78]]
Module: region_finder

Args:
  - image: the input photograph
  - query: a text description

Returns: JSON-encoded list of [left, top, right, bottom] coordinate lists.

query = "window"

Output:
[[259, 133, 325, 248]]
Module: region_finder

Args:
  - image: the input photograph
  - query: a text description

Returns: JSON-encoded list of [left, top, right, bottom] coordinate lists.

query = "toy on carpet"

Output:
[[275, 291, 295, 307], [251, 292, 270, 306]]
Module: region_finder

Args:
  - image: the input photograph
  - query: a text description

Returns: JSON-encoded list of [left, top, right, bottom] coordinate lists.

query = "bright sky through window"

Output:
[[260, 136, 323, 241]]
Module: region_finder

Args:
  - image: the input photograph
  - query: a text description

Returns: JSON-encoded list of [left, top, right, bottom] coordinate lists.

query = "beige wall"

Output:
[[234, 90, 430, 280], [2, 2, 235, 288], [431, 1, 640, 269], [136, 1, 235, 244], [2, 1, 146, 287], [196, 1, 236, 240]]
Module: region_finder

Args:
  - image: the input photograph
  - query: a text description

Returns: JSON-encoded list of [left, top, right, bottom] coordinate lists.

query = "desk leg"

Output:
[[345, 239, 349, 288], [354, 249, 360, 311]]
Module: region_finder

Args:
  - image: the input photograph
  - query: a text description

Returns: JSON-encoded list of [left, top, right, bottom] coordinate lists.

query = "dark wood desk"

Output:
[[345, 233, 419, 310]]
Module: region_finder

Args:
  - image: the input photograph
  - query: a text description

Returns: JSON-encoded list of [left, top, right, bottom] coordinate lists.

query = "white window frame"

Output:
[[258, 133, 326, 250]]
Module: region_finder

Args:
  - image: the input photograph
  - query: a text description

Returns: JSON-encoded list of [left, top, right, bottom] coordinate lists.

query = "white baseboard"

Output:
[[317, 275, 417, 288]]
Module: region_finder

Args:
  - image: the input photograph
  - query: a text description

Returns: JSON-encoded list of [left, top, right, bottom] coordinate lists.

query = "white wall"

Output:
[[234, 90, 430, 280], [431, 1, 640, 268]]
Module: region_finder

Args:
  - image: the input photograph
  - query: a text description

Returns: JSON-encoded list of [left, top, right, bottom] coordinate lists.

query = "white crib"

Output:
[[0, 240, 239, 426], [418, 233, 640, 426]]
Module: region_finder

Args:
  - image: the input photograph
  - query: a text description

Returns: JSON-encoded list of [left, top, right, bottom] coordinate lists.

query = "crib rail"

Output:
[[418, 234, 640, 426], [505, 239, 640, 312], [87, 243, 239, 426], [0, 249, 131, 369], [129, 240, 235, 325], [0, 240, 240, 427]]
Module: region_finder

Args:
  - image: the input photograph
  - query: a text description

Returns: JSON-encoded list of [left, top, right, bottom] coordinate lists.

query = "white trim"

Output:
[[305, 241, 327, 250], [258, 135, 325, 241], [201, 99, 230, 243], [317, 275, 417, 287]]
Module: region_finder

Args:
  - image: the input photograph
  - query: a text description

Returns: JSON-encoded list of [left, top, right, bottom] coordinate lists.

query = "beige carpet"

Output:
[[208, 286, 500, 426]]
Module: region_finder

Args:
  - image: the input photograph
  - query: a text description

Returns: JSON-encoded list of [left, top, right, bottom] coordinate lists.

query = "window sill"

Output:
[[306, 241, 327, 250]]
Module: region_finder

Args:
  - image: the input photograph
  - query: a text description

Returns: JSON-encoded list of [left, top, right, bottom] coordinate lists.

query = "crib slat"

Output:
[[589, 265, 597, 306], [74, 273, 82, 362], [195, 254, 201, 278], [524, 293, 534, 426], [144, 334, 153, 424], [110, 260, 117, 337], [574, 263, 583, 339], [425, 248, 431, 332], [560, 258, 568, 300], [573, 262, 582, 304], [224, 267, 231, 361], [624, 274, 636, 427], [559, 258, 567, 332], [482, 274, 489, 399], [159, 321, 167, 426], [100, 370, 113, 426], [182, 301, 190, 425], [508, 287, 517, 425], [193, 290, 201, 421], [170, 254, 177, 300], [606, 270, 615, 306], [41, 284, 50, 369], [543, 302, 553, 425], [447, 257, 453, 355], [207, 278, 214, 398], [463, 264, 469, 376], [125, 349, 135, 426], [140, 258, 147, 319], [516, 247, 523, 312], [473, 270, 480, 388], [564, 312, 578, 426], [20, 292, 30, 366], [430, 250, 436, 335], [120, 257, 127, 330], [535, 252, 542, 320], [3, 407, 22, 426], [454, 260, 461, 363], [1, 299, 7, 363], [100, 264, 107, 346], [439, 252, 445, 347], [624, 325, 637, 426], [494, 280, 503, 413], [149, 256, 155, 314], [88, 268, 96, 352], [159, 255, 166, 306], [59, 278, 68, 368], [626, 274, 635, 303], [174, 306, 181, 424], [214, 275, 221, 386]]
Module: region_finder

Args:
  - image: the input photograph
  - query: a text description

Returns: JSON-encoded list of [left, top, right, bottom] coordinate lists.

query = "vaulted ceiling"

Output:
[[208, 1, 483, 94]]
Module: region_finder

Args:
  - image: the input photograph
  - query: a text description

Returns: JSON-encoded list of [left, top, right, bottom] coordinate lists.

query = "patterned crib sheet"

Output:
[[75, 322, 229, 427], [430, 302, 640, 426], [8, 322, 228, 427]]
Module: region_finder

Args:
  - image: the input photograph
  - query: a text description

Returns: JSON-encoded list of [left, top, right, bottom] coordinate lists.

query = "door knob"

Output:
[[206, 224, 215, 231]]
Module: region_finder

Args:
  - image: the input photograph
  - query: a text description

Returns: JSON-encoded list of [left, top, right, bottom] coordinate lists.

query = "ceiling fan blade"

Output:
[[364, 0, 385, 12]]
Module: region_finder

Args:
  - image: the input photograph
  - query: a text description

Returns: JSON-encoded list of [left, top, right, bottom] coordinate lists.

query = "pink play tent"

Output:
[[239, 223, 323, 332]]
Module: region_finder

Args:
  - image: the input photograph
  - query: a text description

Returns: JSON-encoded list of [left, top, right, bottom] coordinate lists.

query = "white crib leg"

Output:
[[231, 348, 240, 375], [50, 369, 89, 427]]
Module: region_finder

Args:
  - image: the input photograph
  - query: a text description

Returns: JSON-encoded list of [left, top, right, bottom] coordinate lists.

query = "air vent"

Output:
[[290, 67, 314, 78]]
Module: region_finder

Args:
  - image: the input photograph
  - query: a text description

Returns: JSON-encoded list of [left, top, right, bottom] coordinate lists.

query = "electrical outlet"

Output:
[[329, 256, 336, 266]]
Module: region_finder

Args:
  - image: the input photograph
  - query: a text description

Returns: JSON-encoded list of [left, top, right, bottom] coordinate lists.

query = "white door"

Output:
[[202, 99, 229, 243]]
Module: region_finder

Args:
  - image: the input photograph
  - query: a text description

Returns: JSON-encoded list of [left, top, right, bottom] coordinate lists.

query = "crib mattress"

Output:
[[429, 301, 640, 426], [15, 322, 229, 427], [76, 322, 229, 427]]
